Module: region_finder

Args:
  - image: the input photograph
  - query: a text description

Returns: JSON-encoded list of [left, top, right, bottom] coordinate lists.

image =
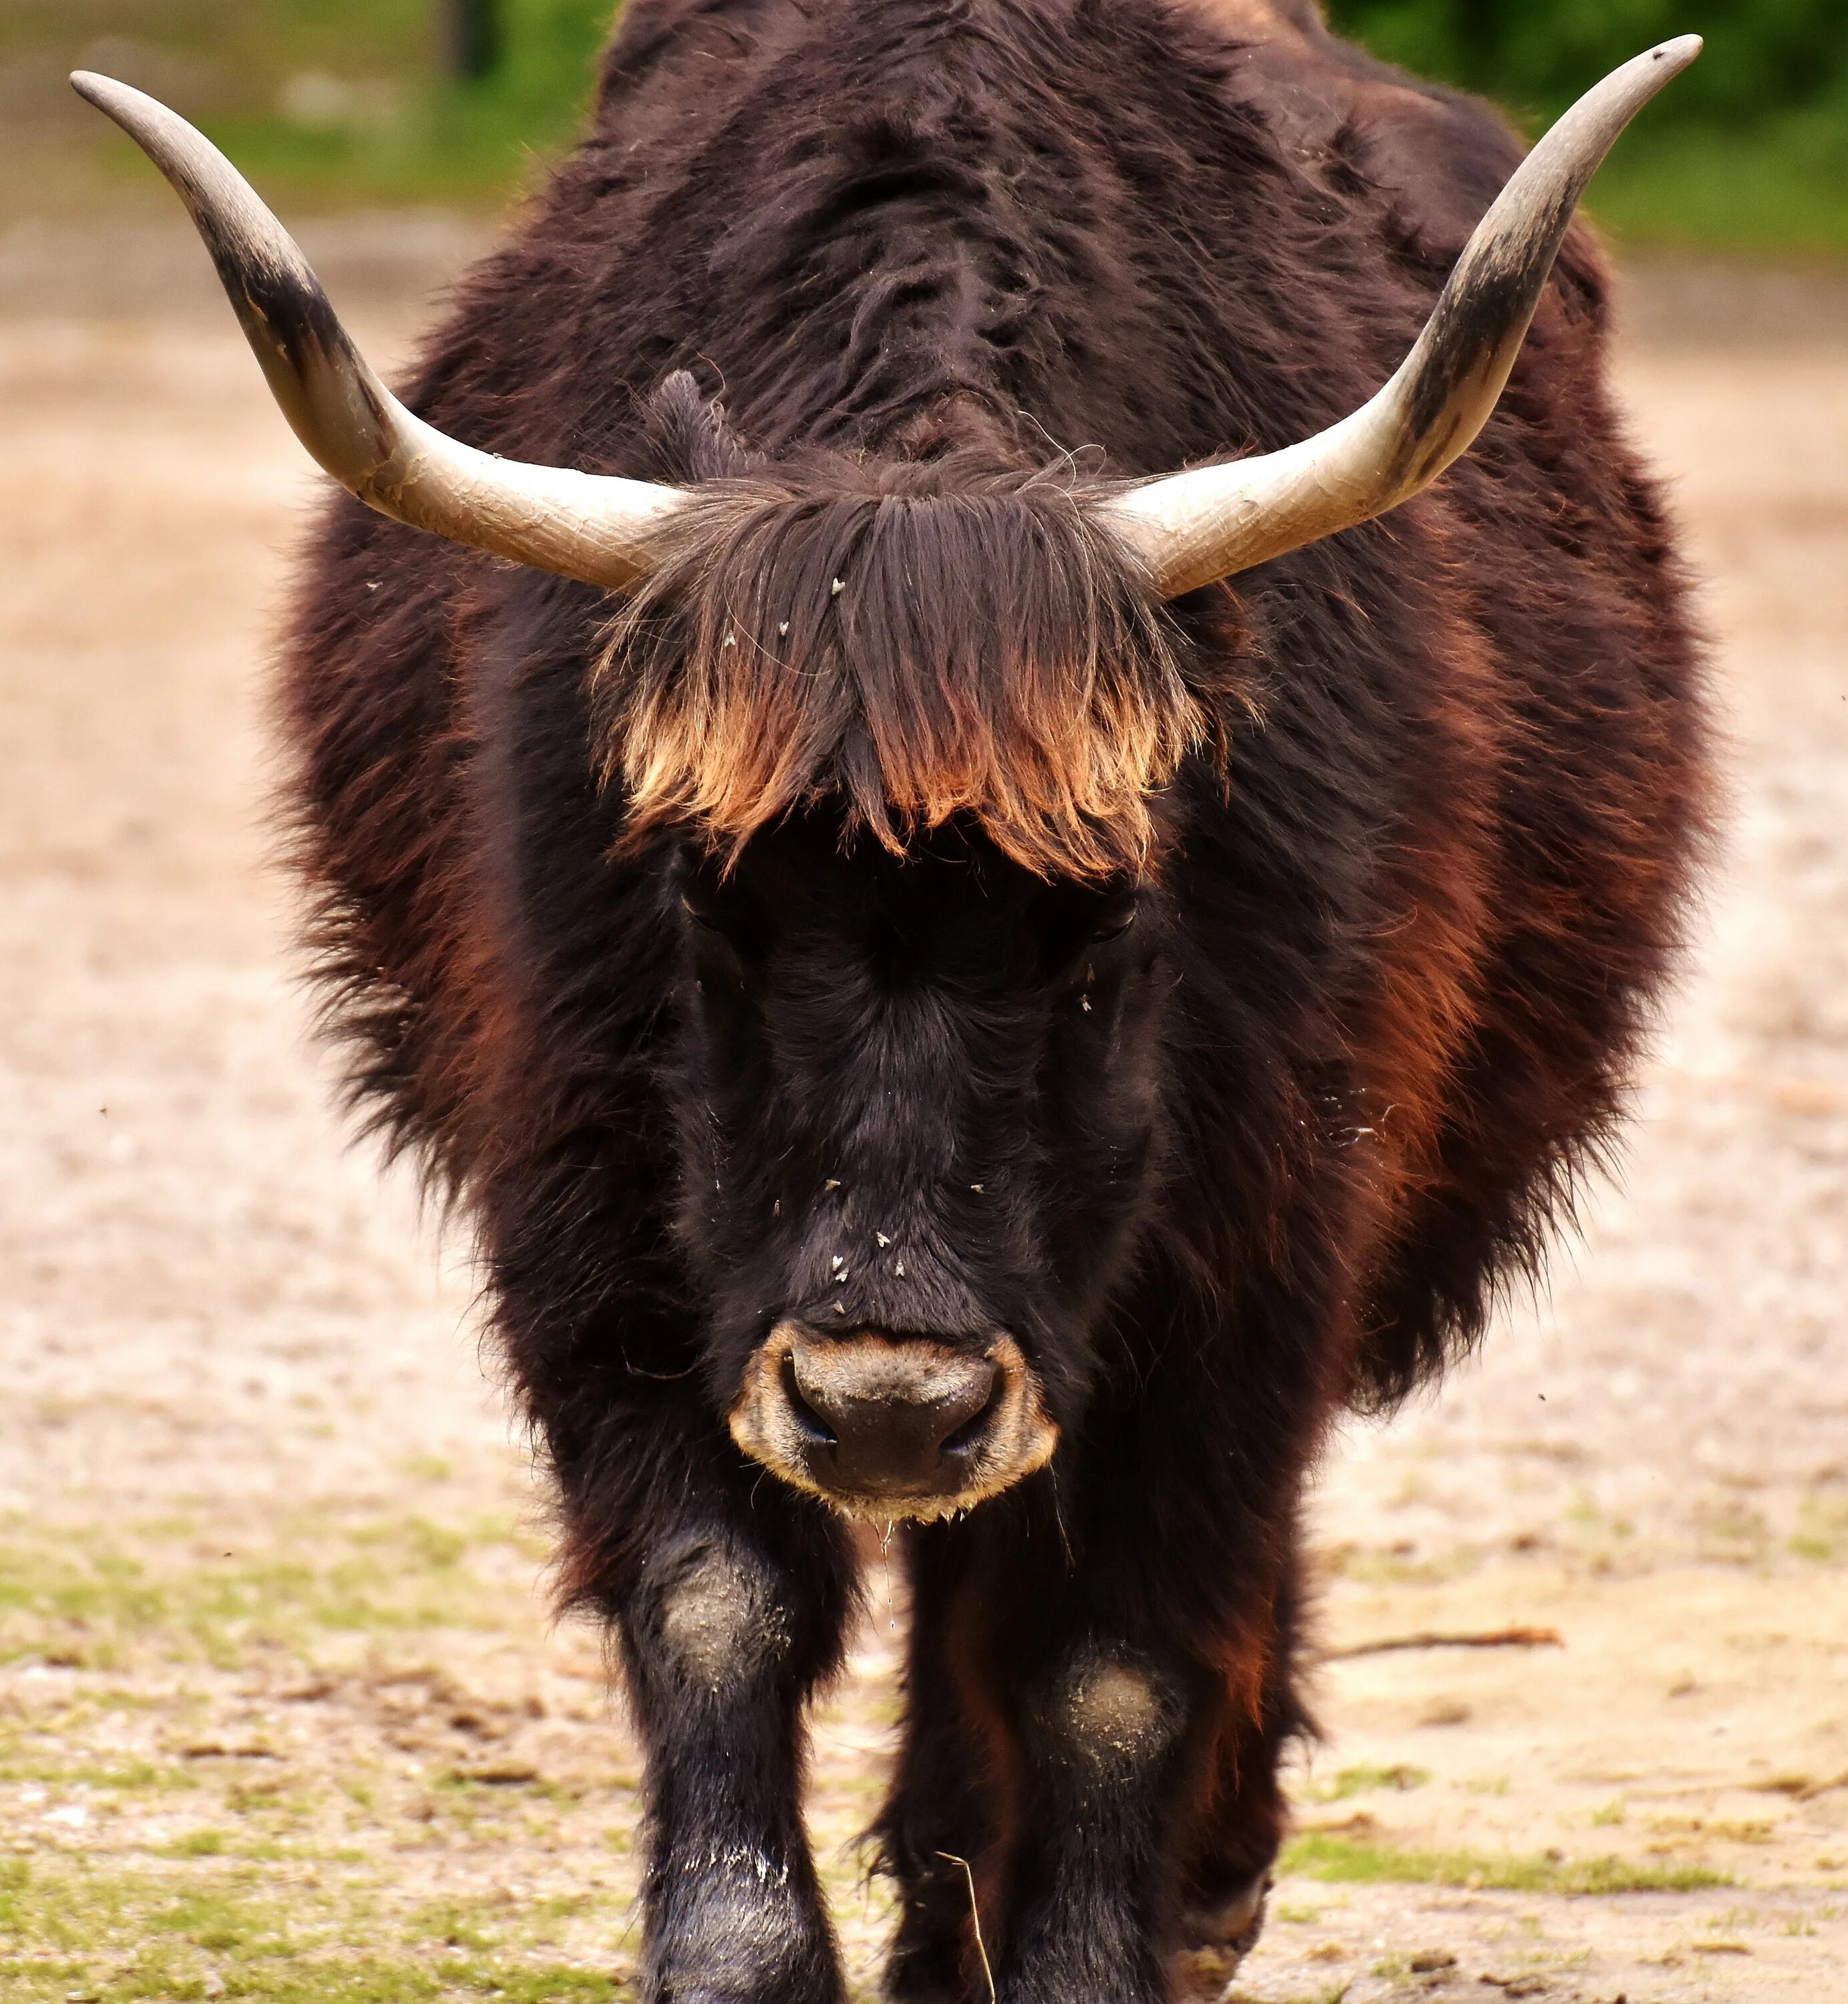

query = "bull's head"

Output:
[[668, 796, 1177, 1518], [74, 42, 1698, 1519], [679, 814, 1145, 1519], [572, 425, 1202, 1516]]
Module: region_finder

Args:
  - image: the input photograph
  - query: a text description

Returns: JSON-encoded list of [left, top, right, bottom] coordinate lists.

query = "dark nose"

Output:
[[785, 1330, 1001, 1495]]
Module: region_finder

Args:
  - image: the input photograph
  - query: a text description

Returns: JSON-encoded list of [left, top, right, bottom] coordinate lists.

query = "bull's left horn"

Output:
[[71, 72, 687, 589], [1100, 37, 1702, 600]]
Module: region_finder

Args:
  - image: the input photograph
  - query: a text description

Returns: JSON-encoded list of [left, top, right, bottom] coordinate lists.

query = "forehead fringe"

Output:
[[592, 471, 1200, 878]]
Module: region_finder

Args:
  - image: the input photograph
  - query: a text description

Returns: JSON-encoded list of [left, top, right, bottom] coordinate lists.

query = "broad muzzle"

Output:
[[729, 1321, 1058, 1520]]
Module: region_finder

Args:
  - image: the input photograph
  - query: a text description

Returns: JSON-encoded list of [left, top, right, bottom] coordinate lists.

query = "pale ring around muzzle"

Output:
[[729, 1321, 1059, 1521]]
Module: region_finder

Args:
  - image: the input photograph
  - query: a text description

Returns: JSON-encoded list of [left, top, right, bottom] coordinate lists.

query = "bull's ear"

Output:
[[69, 71, 689, 589], [1099, 37, 1702, 599]]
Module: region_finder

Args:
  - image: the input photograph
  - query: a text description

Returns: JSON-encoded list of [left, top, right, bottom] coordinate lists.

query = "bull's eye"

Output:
[[680, 894, 725, 935], [1032, 880, 1142, 979], [1088, 888, 1140, 944]]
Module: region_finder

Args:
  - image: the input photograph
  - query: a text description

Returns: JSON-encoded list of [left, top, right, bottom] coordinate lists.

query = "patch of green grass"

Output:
[[0, 1857, 632, 2004], [0, 1514, 529, 1671], [1320, 1542, 1489, 1587], [147, 1883, 301, 1956], [398, 1456, 454, 1484], [1791, 1494, 1848, 1564], [1307, 1764, 1431, 1803], [447, 1774, 583, 1810], [1280, 1832, 1733, 1895], [87, 1688, 166, 1712], [56, 1758, 192, 1789], [0, 1759, 198, 1793], [1, 1954, 626, 2004], [403, 1900, 499, 1953]]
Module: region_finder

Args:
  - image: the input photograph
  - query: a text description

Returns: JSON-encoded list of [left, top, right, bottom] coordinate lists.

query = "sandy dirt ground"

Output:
[[1, 221, 1847, 2003]]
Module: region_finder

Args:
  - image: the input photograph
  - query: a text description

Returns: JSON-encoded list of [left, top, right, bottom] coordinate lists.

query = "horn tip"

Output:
[[1651, 35, 1704, 75], [70, 70, 143, 121]]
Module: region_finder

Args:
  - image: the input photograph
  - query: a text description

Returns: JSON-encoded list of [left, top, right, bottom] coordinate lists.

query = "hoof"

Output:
[[1171, 1874, 1271, 1999]]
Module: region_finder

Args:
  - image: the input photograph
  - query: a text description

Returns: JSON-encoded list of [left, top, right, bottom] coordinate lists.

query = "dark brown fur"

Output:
[[276, 1, 1707, 1997]]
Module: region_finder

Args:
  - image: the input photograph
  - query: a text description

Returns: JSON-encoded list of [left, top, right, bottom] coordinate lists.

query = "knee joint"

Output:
[[643, 1535, 790, 1694], [1038, 1646, 1183, 1780]]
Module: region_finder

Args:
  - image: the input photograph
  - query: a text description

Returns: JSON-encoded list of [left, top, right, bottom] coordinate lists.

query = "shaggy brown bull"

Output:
[[79, 4, 1707, 1999]]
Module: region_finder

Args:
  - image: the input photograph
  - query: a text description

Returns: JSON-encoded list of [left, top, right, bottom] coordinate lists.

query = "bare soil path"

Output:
[[1, 230, 1845, 2003]]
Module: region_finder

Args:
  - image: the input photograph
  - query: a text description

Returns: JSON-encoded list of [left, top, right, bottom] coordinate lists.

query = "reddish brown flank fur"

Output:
[[595, 449, 1199, 876]]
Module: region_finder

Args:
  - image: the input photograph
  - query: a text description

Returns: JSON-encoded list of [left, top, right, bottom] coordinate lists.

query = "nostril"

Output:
[[938, 1365, 1004, 1459], [781, 1350, 838, 1448]]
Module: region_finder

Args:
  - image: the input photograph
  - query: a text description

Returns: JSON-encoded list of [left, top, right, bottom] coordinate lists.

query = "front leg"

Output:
[[999, 1636, 1218, 2004], [888, 1257, 1332, 2003], [882, 1548, 1294, 2004], [884, 1506, 1300, 2004], [994, 1609, 1303, 2004], [610, 1484, 858, 2004]]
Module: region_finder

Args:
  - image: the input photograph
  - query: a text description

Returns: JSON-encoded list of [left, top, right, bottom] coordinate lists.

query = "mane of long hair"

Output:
[[590, 377, 1204, 878]]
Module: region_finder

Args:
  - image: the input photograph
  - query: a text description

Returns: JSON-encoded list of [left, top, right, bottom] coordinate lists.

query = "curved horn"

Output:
[[71, 72, 687, 589], [1101, 37, 1702, 600]]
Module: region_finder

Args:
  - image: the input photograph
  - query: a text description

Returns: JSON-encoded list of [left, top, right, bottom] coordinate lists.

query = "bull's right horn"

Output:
[[1101, 37, 1702, 599], [71, 71, 687, 591]]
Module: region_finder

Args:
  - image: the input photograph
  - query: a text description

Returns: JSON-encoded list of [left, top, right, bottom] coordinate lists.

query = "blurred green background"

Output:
[[1330, 0, 1848, 250], [2, 0, 1844, 248]]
